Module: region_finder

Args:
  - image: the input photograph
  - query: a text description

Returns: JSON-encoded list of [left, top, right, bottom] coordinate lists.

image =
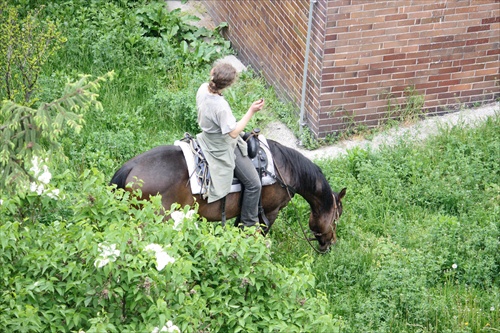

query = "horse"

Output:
[[110, 139, 346, 252]]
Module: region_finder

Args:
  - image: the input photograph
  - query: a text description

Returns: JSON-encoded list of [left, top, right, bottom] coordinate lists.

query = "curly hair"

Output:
[[208, 63, 237, 94]]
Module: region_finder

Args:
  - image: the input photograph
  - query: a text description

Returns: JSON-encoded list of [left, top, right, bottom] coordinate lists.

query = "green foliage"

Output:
[[20, 0, 238, 173], [0, 73, 113, 191], [386, 86, 425, 124], [0, 169, 341, 332], [223, 69, 278, 130], [0, 4, 66, 105], [2, 0, 498, 331], [272, 115, 500, 332]]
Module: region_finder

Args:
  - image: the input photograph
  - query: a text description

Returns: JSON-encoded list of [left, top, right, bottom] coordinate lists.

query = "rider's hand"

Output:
[[249, 98, 265, 113]]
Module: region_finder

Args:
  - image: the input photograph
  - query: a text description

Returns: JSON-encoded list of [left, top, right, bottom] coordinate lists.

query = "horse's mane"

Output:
[[268, 140, 333, 212]]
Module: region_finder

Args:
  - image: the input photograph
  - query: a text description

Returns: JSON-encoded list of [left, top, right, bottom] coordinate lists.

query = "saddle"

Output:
[[175, 130, 276, 197]]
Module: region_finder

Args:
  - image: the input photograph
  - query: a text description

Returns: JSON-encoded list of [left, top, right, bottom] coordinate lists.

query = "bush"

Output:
[[0, 169, 341, 333], [272, 115, 500, 333]]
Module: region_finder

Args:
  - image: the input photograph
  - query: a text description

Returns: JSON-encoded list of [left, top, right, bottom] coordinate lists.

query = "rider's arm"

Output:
[[228, 99, 265, 138]]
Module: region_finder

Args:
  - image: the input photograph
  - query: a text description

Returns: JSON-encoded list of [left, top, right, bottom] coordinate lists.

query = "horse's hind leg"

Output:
[[159, 184, 194, 218]]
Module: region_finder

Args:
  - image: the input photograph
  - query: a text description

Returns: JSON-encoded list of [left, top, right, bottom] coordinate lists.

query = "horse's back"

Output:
[[110, 145, 186, 191]]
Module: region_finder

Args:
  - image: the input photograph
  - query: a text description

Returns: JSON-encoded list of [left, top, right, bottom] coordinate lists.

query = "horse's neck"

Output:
[[271, 141, 331, 213]]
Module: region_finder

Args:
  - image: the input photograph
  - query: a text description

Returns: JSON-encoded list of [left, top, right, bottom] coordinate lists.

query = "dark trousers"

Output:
[[234, 148, 262, 226]]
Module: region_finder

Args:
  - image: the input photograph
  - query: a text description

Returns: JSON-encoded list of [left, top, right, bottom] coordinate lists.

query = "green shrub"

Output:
[[0, 169, 341, 333], [272, 115, 500, 333]]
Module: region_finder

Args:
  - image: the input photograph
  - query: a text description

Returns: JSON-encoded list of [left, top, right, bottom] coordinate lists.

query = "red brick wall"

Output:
[[202, 0, 319, 125], [204, 0, 500, 138]]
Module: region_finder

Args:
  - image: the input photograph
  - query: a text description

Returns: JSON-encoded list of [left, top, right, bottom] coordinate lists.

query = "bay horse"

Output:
[[110, 139, 346, 252]]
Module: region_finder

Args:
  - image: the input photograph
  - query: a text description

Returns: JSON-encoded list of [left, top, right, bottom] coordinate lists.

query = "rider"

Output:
[[196, 62, 265, 229]]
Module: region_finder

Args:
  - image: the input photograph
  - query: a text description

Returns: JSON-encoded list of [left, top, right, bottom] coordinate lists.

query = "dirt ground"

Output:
[[166, 1, 500, 161]]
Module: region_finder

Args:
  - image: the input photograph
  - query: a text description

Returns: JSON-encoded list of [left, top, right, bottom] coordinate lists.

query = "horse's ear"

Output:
[[338, 187, 347, 201]]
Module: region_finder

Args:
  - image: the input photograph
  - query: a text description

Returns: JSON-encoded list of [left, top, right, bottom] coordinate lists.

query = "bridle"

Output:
[[273, 162, 340, 254], [309, 193, 341, 253], [258, 139, 340, 254]]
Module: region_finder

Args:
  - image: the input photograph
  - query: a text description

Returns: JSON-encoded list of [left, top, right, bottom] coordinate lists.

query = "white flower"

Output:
[[171, 211, 184, 230], [46, 188, 60, 199], [165, 321, 180, 333], [144, 243, 175, 271], [30, 182, 45, 195], [152, 321, 181, 333], [145, 243, 163, 253], [0, 199, 3, 205], [452, 263, 458, 269], [171, 209, 197, 230], [38, 165, 52, 184], [491, 306, 495, 311], [28, 156, 59, 199], [156, 251, 175, 271], [94, 243, 120, 268], [30, 156, 42, 175]]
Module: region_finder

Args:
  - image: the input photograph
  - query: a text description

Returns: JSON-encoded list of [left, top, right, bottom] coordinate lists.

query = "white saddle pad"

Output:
[[175, 135, 276, 195]]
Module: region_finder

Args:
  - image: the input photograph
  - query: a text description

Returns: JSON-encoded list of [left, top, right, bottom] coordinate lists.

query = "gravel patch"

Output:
[[264, 102, 499, 161]]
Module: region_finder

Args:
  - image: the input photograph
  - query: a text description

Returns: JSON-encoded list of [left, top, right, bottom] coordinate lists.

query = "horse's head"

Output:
[[312, 187, 346, 253]]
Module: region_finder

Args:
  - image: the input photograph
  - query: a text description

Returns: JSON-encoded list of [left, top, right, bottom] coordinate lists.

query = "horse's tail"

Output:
[[109, 164, 133, 189]]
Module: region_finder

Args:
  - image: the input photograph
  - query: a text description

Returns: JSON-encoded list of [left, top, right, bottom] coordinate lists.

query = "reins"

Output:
[[270, 155, 337, 255]]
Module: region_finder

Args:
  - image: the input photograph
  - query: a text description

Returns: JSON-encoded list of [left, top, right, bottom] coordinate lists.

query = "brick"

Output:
[[398, 19, 417, 26], [382, 66, 406, 74], [427, 87, 450, 94], [482, 16, 500, 24], [473, 81, 496, 89], [393, 72, 416, 79], [359, 69, 383, 77], [374, 7, 399, 16], [420, 16, 444, 25], [438, 67, 461, 74], [423, 2, 447, 11], [373, 48, 398, 56], [431, 35, 455, 43], [386, 14, 408, 21], [485, 61, 500, 69], [429, 74, 451, 81], [363, 2, 394, 11], [445, 13, 469, 22], [463, 63, 486, 71], [455, 6, 479, 14], [407, 51, 431, 59], [461, 89, 484, 97], [466, 38, 490, 46], [438, 92, 458, 99], [485, 74, 500, 81], [454, 58, 476, 66], [467, 25, 491, 32], [438, 79, 461, 87], [346, 77, 369, 85], [477, 55, 500, 63], [452, 70, 478, 79], [335, 85, 358, 92], [393, 60, 416, 68], [449, 83, 472, 92], [344, 89, 368, 97]]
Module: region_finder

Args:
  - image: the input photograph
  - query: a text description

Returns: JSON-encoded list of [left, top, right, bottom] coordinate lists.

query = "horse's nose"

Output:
[[318, 241, 332, 253]]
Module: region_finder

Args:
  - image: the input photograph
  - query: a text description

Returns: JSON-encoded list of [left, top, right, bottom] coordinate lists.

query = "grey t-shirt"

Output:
[[196, 82, 237, 134]]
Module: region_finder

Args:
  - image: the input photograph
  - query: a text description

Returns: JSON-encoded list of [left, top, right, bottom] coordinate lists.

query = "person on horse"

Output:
[[196, 62, 265, 230]]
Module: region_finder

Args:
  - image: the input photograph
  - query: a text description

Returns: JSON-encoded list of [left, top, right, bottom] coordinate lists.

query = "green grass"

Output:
[[270, 116, 500, 332]]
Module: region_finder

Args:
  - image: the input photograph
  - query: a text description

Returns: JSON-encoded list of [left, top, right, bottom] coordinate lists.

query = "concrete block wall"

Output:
[[203, 0, 500, 138]]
